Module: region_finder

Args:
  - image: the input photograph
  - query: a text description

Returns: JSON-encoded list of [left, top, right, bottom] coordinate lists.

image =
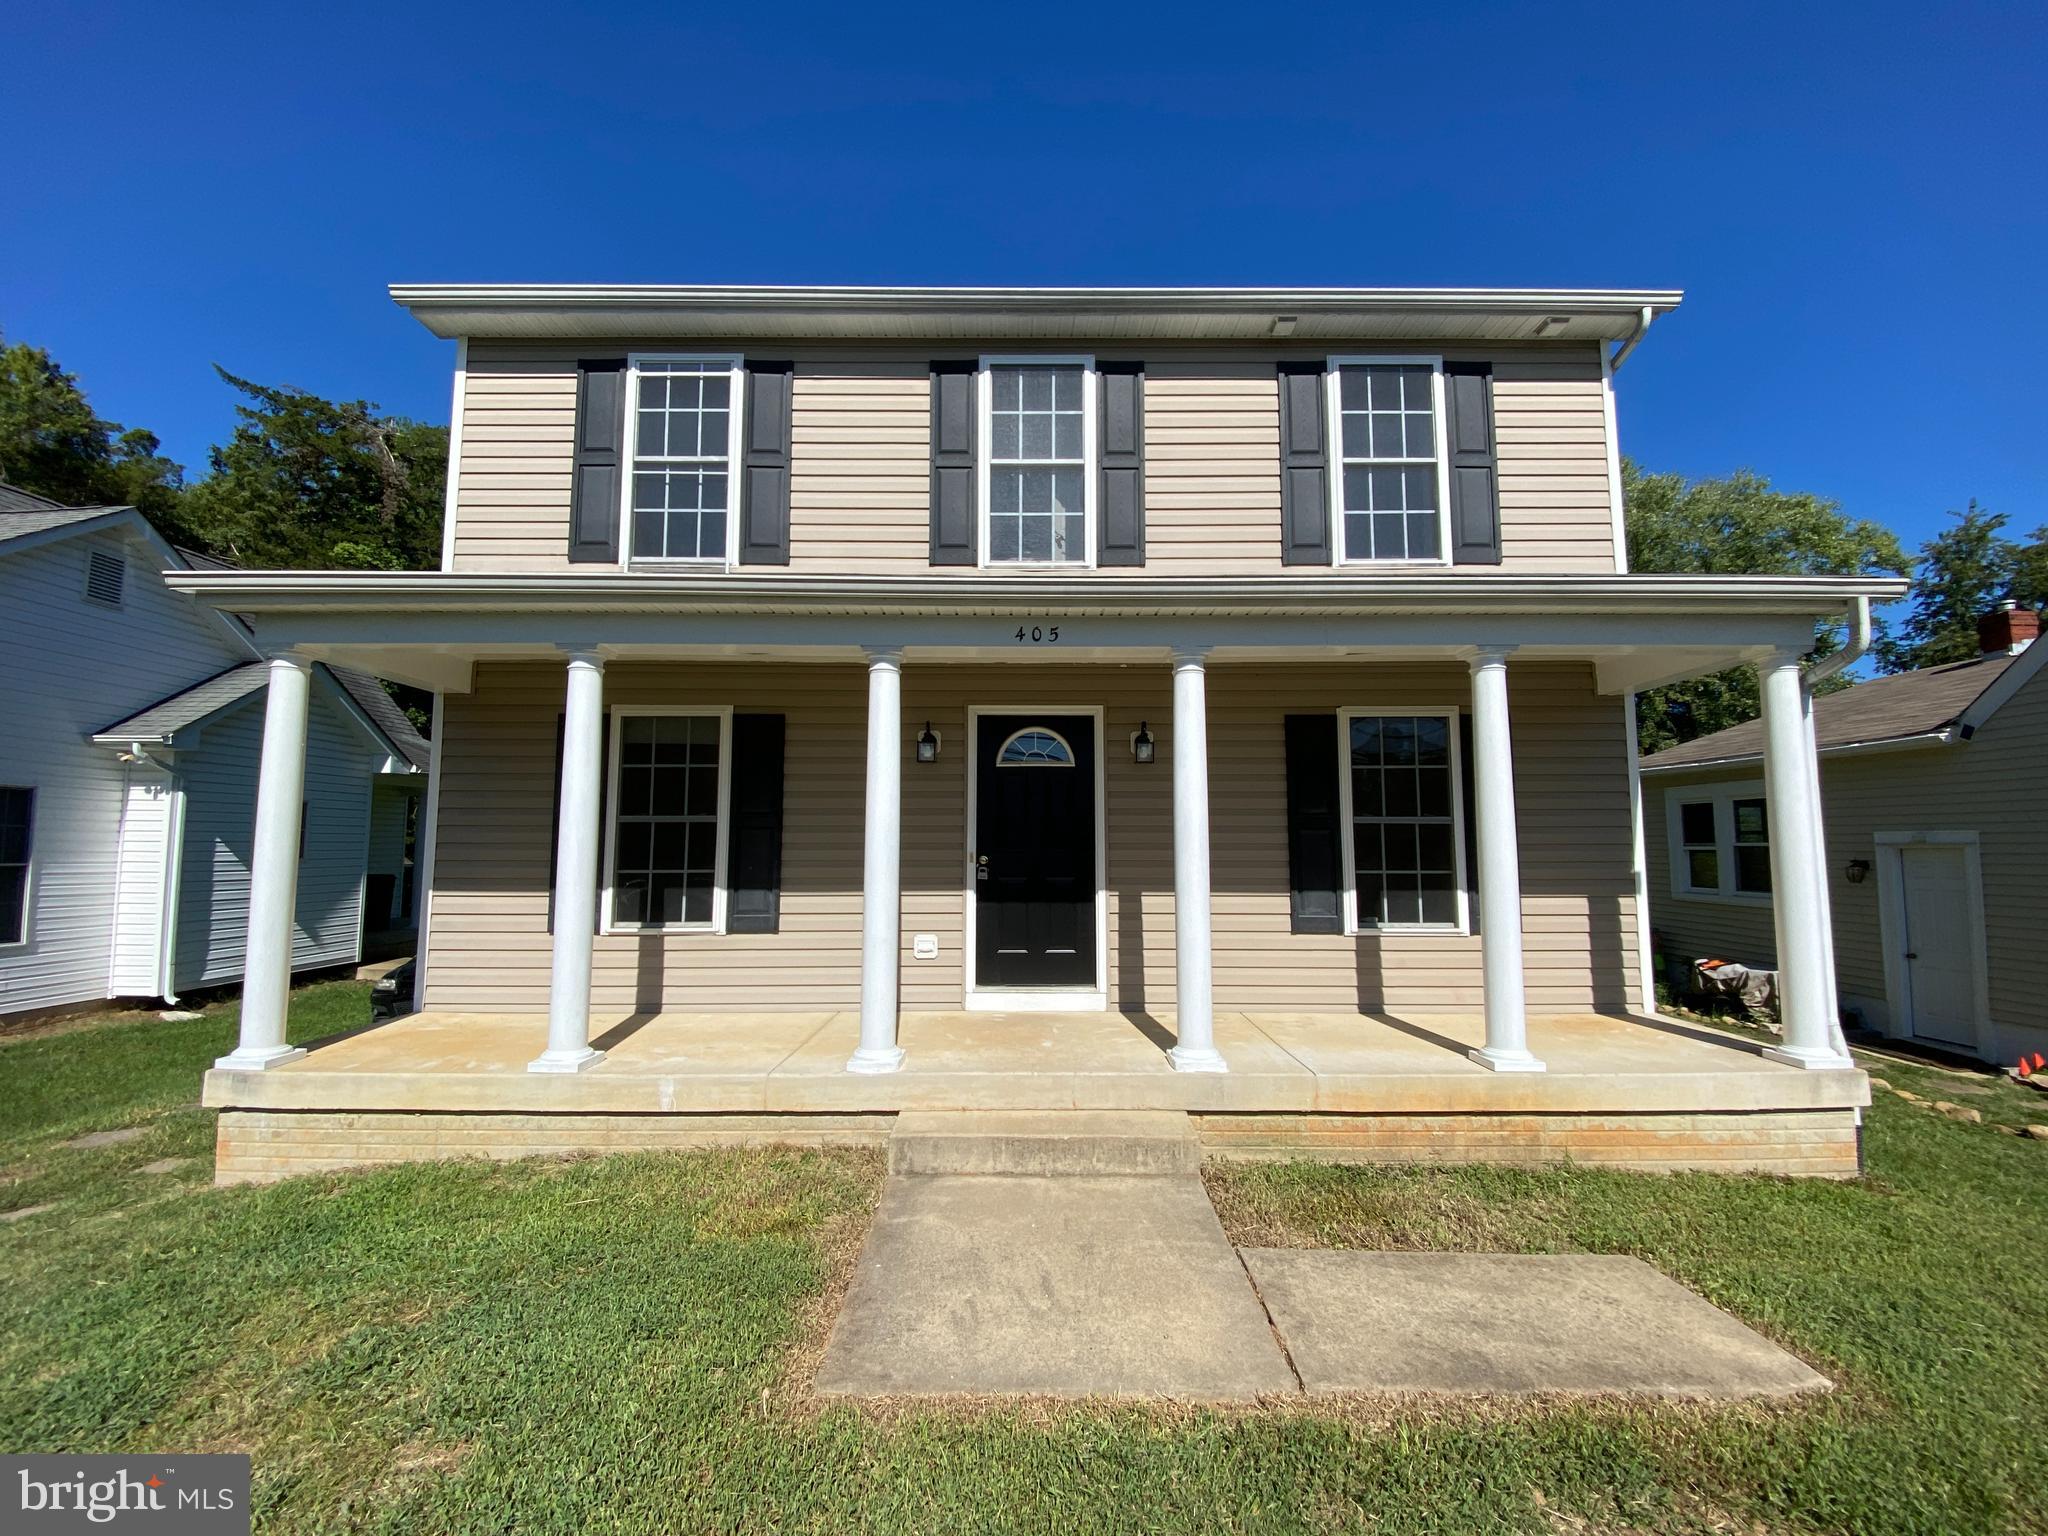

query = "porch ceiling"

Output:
[[162, 570, 1906, 696]]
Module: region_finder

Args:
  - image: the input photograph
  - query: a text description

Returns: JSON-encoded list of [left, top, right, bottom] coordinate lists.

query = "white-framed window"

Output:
[[1337, 709, 1469, 933], [979, 354, 1096, 567], [1326, 356, 1451, 566], [624, 354, 745, 566], [602, 708, 733, 933], [1666, 782, 1773, 901], [0, 785, 34, 947], [997, 727, 1076, 767]]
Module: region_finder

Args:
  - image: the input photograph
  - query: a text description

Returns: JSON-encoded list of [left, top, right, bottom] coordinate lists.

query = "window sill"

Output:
[[601, 922, 725, 937], [625, 559, 731, 573], [1347, 924, 1471, 938], [1335, 558, 1452, 570], [982, 561, 1095, 572], [1669, 888, 1774, 907]]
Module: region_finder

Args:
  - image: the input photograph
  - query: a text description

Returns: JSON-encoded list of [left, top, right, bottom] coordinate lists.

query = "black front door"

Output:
[[974, 714, 1097, 989]]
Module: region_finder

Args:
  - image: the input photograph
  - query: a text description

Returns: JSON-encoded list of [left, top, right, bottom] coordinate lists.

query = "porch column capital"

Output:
[[1757, 644, 1808, 674], [863, 645, 905, 670], [557, 645, 608, 670], [1169, 644, 1211, 670], [215, 651, 313, 1072], [1466, 643, 1519, 668]]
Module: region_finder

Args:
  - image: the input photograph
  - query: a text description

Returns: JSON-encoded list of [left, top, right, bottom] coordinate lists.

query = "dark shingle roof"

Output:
[[0, 482, 68, 513], [325, 664, 431, 769], [1641, 652, 2019, 770]]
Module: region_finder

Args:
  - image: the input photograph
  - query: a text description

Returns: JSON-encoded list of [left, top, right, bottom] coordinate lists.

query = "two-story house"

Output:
[[170, 286, 1904, 1183]]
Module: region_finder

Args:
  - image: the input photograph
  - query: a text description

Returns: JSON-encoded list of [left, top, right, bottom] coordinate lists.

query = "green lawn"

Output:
[[3, 987, 2046, 1534]]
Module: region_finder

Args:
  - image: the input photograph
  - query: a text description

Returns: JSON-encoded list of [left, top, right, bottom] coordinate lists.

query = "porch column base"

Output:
[[1167, 1042, 1228, 1074], [1468, 1044, 1546, 1074], [1762, 1042, 1855, 1071], [845, 1043, 907, 1075], [214, 1044, 306, 1072], [528, 1045, 606, 1074]]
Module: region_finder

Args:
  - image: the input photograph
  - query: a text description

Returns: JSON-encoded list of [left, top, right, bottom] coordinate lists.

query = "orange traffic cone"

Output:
[[2022, 1057, 2034, 1079]]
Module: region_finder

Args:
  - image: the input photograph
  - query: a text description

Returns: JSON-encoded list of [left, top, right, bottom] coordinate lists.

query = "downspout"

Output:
[[1794, 596, 1872, 1060], [1609, 305, 1657, 373]]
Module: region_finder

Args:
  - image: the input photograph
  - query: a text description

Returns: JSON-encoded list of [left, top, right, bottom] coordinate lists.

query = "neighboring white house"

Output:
[[0, 483, 429, 1015], [1642, 603, 2048, 1068]]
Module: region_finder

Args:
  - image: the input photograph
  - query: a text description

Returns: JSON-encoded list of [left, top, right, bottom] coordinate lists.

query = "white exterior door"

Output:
[[1897, 843, 1980, 1050], [107, 768, 175, 997]]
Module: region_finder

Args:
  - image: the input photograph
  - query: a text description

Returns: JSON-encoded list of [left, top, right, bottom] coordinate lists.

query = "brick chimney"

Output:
[[1978, 599, 2040, 655]]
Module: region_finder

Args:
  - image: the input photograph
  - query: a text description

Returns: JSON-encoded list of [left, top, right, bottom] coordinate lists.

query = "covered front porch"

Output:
[[205, 1005, 1868, 1181]]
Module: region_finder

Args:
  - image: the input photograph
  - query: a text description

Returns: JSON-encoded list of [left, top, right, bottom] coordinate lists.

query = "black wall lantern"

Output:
[[1131, 722, 1155, 764], [1845, 858, 1872, 884], [916, 722, 940, 763]]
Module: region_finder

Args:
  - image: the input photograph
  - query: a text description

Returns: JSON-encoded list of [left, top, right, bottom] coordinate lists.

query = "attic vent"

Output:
[[84, 549, 126, 607]]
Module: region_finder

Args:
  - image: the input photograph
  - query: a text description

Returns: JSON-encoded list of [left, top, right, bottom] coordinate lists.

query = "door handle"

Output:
[[1903, 952, 1917, 960], [976, 854, 990, 866]]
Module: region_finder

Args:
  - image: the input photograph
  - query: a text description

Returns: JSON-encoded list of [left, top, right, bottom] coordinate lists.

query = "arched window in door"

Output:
[[996, 727, 1075, 767]]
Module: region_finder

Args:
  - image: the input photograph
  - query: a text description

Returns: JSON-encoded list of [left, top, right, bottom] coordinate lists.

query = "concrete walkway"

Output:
[[816, 1170, 1830, 1402]]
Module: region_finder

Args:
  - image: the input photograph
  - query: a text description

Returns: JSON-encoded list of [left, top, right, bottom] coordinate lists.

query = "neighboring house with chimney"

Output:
[[1641, 603, 2048, 1066], [166, 283, 1911, 1184], [0, 483, 428, 1016]]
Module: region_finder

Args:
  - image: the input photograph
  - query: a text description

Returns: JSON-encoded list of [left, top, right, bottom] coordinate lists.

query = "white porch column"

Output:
[[1759, 650, 1855, 1068], [1168, 646, 1226, 1072], [1468, 645, 1544, 1072], [531, 648, 607, 1073], [848, 647, 906, 1073], [215, 654, 312, 1070]]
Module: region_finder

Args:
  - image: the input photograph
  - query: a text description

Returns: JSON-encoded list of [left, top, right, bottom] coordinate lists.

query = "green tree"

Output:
[[1623, 461, 1908, 754], [180, 369, 446, 570], [1875, 503, 2048, 672], [0, 335, 196, 541]]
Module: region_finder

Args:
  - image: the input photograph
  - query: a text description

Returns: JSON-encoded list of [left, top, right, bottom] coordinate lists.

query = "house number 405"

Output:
[[1014, 624, 1060, 643]]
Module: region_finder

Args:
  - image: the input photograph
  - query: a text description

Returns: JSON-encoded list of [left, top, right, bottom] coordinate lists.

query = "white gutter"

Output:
[[1802, 594, 1873, 688], [162, 569, 1910, 618], [1609, 305, 1657, 372], [1640, 728, 1954, 775]]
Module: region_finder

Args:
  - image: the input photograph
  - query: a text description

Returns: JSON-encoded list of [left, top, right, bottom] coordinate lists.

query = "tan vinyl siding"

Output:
[[424, 659, 1639, 1018], [446, 342, 1619, 576], [1643, 666, 2048, 1051]]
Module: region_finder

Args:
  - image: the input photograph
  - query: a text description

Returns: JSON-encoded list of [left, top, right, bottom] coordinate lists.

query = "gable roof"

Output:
[[1640, 651, 2027, 772], [90, 659, 426, 769], [0, 501, 132, 543], [0, 482, 70, 513], [324, 663, 431, 769]]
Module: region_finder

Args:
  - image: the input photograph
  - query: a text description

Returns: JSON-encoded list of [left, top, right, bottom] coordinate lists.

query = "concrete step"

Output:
[[888, 1110, 1200, 1177]]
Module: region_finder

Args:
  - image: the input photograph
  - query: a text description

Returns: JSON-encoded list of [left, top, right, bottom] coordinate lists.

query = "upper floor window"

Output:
[[1667, 785, 1772, 901], [627, 356, 743, 564], [0, 786, 34, 946], [982, 357, 1094, 566], [1327, 358, 1449, 565]]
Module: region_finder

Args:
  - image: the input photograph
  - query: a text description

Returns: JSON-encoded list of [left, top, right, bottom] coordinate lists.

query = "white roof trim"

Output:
[[164, 569, 1903, 621], [390, 283, 1684, 344], [1640, 729, 1956, 775], [1954, 634, 2048, 737]]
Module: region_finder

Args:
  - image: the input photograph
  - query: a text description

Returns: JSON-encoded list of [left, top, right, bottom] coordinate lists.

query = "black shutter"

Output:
[[569, 359, 628, 563], [929, 361, 977, 565], [1445, 362, 1502, 566], [1277, 363, 1331, 565], [739, 362, 793, 565], [546, 711, 611, 935], [1097, 362, 1145, 566], [726, 713, 786, 933], [1284, 714, 1345, 934]]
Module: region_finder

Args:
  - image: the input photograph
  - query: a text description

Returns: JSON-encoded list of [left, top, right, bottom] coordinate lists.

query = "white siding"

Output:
[[107, 768, 175, 993], [0, 525, 254, 1013], [173, 686, 377, 990]]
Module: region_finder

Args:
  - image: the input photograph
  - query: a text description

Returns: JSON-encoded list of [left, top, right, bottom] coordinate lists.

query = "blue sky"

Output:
[[7, 1, 2042, 556]]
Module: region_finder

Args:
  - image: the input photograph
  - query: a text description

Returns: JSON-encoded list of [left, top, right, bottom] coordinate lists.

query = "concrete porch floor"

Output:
[[204, 1007, 1867, 1118]]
